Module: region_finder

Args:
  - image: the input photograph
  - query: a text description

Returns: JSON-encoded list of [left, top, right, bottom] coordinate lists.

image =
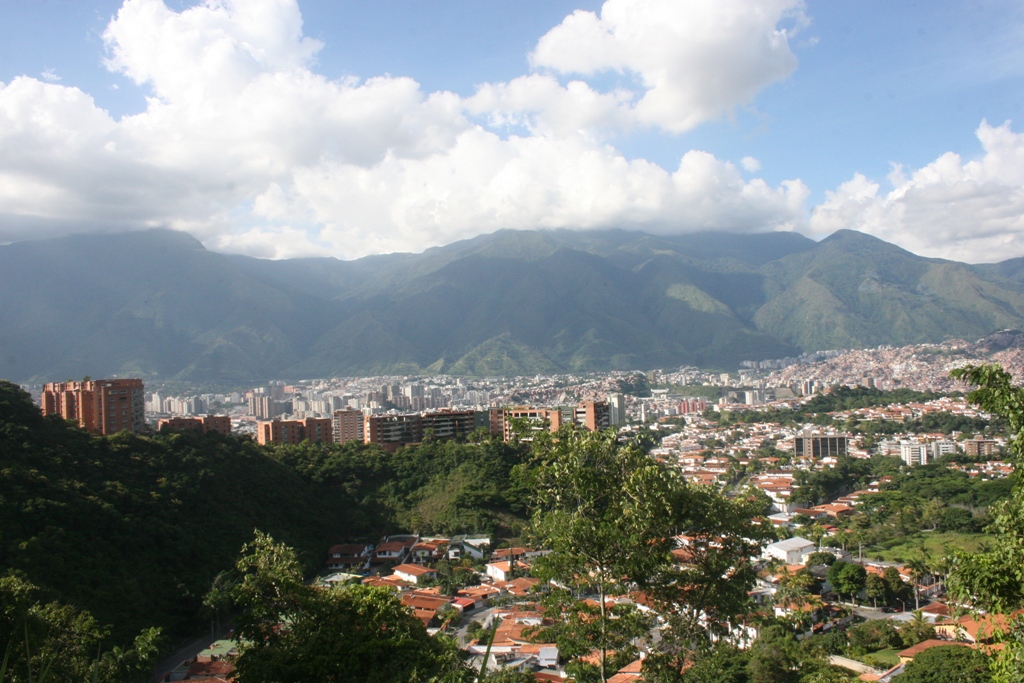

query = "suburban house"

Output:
[[392, 563, 438, 585], [764, 537, 815, 565]]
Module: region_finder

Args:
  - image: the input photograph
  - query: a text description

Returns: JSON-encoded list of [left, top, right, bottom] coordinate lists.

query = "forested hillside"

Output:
[[7, 227, 1024, 381], [0, 381, 529, 646]]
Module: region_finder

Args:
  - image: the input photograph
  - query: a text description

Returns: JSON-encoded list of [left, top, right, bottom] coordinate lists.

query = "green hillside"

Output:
[[0, 381, 529, 644], [3, 227, 1024, 380]]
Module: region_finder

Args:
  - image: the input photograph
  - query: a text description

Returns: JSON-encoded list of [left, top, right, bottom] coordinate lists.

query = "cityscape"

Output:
[[4, 0, 1024, 682]]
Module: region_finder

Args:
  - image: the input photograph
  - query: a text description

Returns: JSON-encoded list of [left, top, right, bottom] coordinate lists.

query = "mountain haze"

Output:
[[3, 228, 1023, 383]]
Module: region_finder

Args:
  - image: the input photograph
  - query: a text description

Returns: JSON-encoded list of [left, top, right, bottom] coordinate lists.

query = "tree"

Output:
[[944, 364, 1024, 681], [881, 566, 912, 609], [865, 574, 887, 609], [643, 487, 774, 680], [906, 557, 929, 611], [806, 551, 836, 567], [0, 572, 161, 683], [826, 562, 866, 604], [900, 611, 937, 648], [525, 427, 675, 682], [898, 645, 993, 683], [746, 625, 799, 683], [217, 531, 469, 683], [846, 620, 900, 653]]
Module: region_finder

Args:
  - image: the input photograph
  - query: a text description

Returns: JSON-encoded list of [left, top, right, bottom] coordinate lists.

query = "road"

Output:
[[829, 655, 883, 675], [150, 620, 234, 683]]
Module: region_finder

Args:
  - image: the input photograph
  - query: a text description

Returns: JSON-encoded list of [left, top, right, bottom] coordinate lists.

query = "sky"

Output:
[[1, 0, 1024, 263]]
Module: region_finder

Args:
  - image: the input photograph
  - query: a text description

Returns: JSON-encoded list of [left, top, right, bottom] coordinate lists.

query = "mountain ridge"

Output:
[[3, 227, 1023, 382]]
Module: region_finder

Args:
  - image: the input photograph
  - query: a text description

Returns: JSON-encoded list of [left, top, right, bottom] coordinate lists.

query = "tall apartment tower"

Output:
[[332, 409, 364, 444], [41, 378, 145, 435], [608, 393, 626, 426], [575, 400, 610, 431]]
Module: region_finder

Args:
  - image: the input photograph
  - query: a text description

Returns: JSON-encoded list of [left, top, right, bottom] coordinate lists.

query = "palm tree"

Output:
[[906, 557, 929, 610]]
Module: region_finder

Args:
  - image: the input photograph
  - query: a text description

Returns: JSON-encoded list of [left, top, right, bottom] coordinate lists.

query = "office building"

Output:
[[41, 378, 145, 435]]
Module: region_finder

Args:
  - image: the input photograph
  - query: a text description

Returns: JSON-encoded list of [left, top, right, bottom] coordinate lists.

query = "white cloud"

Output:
[[810, 120, 1024, 263], [0, 0, 810, 258], [530, 0, 806, 133], [741, 156, 762, 172]]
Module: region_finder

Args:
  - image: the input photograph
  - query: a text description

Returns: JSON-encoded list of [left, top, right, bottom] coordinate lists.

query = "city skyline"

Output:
[[2, 0, 1024, 262]]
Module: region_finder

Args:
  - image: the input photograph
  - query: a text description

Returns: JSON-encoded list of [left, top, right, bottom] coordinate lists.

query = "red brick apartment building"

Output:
[[257, 417, 333, 445], [158, 415, 232, 435], [41, 378, 145, 435]]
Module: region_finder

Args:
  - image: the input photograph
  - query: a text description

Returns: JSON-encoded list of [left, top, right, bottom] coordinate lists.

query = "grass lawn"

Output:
[[861, 649, 901, 668], [864, 531, 992, 564]]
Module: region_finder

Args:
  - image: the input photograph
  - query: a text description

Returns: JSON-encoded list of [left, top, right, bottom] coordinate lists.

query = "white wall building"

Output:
[[765, 537, 815, 565]]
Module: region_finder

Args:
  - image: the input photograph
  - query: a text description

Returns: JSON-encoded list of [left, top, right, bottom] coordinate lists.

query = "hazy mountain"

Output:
[[3, 227, 1024, 383]]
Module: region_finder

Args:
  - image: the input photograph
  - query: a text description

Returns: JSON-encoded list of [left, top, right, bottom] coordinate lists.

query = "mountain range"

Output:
[[3, 227, 1024, 383]]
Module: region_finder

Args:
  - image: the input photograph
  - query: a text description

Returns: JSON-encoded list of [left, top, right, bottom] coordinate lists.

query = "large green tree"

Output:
[[524, 427, 676, 682], [944, 364, 1024, 681], [898, 645, 993, 683], [215, 531, 469, 683], [0, 573, 160, 683]]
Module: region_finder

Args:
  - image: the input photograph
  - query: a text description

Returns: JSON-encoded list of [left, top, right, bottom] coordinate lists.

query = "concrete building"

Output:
[[158, 415, 232, 435], [257, 417, 333, 445], [765, 537, 816, 565], [575, 400, 610, 431], [900, 441, 930, 466], [964, 437, 999, 457], [794, 431, 849, 459], [363, 410, 476, 448], [332, 409, 364, 444], [494, 406, 564, 441], [608, 393, 627, 425], [930, 440, 957, 460], [41, 378, 145, 435]]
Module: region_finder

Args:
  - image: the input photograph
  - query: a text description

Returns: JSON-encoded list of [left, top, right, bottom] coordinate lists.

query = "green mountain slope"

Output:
[[3, 227, 1024, 380]]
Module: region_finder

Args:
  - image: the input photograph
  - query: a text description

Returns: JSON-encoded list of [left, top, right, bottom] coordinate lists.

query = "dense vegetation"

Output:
[[0, 380, 530, 649], [11, 228, 1024, 381]]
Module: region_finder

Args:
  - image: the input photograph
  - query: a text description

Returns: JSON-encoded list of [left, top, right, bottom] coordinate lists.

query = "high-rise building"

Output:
[[363, 410, 476, 448], [41, 378, 145, 435], [608, 393, 626, 425], [794, 431, 849, 459], [332, 409, 364, 443], [900, 441, 929, 466], [964, 437, 999, 457], [575, 400, 610, 431]]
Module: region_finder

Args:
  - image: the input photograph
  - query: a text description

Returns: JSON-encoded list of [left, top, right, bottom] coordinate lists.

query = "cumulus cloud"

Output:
[[0, 0, 811, 259], [530, 0, 806, 133], [810, 121, 1024, 263]]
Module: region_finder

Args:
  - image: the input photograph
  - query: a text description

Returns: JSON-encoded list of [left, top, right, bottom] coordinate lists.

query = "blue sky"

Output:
[[1, 0, 1023, 262]]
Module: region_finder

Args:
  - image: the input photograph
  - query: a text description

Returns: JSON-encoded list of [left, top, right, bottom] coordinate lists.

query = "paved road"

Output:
[[852, 605, 893, 621], [829, 655, 883, 675], [150, 620, 233, 683]]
